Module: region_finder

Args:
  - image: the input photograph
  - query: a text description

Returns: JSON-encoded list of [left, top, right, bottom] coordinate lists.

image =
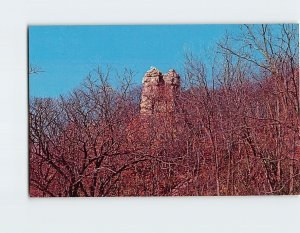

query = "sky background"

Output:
[[29, 25, 242, 97]]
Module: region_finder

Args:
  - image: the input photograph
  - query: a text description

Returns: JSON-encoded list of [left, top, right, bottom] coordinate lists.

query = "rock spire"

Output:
[[140, 67, 180, 114]]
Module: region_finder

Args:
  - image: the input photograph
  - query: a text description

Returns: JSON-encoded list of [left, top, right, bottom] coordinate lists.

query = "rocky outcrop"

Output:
[[140, 67, 180, 114]]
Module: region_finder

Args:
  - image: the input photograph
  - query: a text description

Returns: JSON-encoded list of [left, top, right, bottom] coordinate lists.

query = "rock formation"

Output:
[[140, 67, 180, 114]]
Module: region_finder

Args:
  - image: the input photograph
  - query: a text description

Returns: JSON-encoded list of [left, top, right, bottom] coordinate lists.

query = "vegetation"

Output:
[[29, 24, 300, 196]]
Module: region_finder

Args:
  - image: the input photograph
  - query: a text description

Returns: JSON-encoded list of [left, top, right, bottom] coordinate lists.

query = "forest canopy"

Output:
[[29, 24, 300, 196]]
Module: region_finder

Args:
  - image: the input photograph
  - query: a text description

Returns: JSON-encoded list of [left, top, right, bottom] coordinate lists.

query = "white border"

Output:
[[0, 0, 299, 232]]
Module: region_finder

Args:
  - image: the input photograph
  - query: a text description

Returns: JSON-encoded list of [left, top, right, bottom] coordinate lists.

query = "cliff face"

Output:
[[140, 67, 180, 114]]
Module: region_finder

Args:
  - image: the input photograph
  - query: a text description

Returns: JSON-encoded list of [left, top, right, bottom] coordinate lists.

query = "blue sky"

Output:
[[29, 25, 241, 97]]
